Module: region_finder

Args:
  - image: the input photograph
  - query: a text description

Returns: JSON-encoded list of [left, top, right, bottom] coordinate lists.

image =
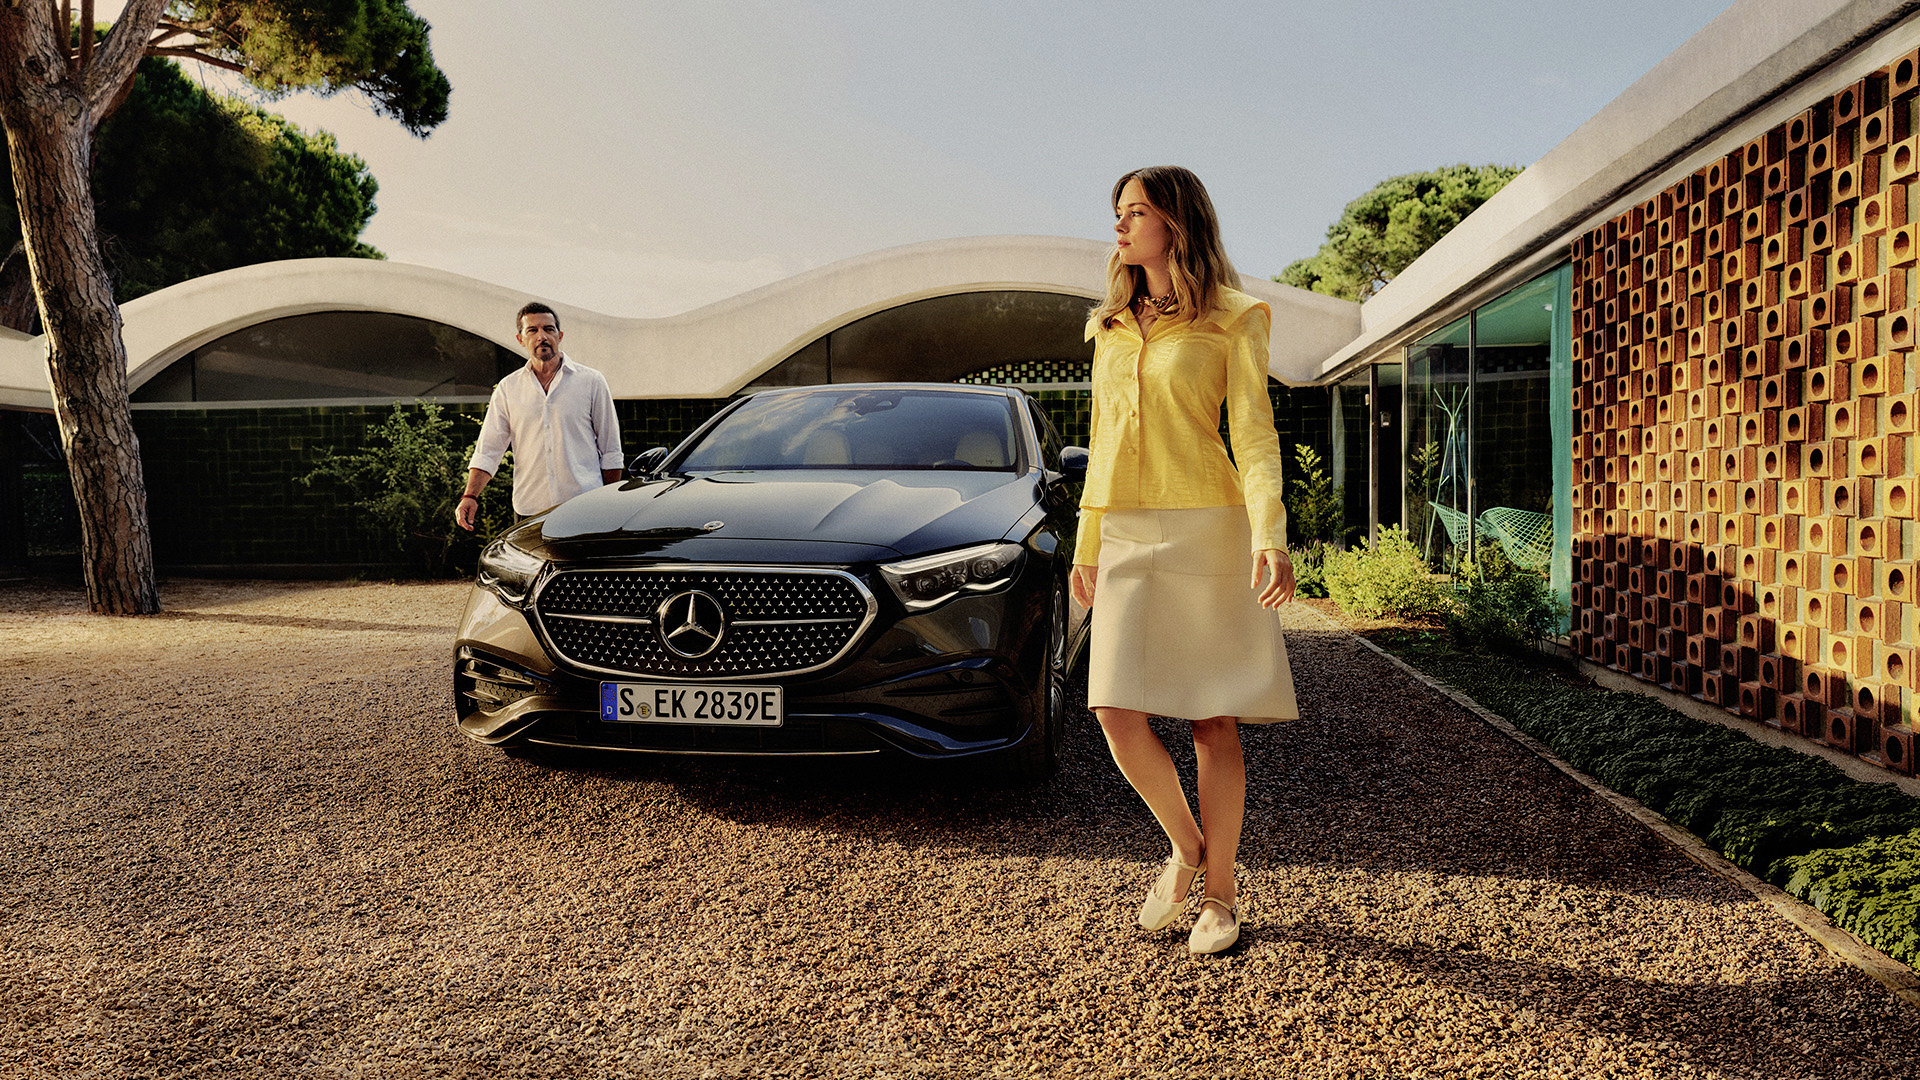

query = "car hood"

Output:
[[532, 469, 1040, 561]]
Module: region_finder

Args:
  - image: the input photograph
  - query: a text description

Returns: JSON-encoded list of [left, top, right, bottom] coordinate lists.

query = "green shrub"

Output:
[[1286, 444, 1349, 547], [1323, 525, 1451, 620], [300, 402, 515, 576], [1446, 544, 1565, 654], [1290, 542, 1330, 599]]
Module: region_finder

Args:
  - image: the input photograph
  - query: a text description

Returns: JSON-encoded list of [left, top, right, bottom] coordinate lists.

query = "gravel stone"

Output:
[[2, 578, 1913, 1078]]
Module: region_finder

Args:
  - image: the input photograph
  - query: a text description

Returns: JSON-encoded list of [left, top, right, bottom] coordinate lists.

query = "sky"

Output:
[[121, 0, 1736, 317]]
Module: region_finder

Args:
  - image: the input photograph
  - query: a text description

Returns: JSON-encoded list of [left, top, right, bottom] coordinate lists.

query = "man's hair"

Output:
[[517, 300, 560, 332]]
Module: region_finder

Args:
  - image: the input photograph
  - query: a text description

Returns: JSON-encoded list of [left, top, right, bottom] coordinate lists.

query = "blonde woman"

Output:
[[1070, 165, 1298, 955]]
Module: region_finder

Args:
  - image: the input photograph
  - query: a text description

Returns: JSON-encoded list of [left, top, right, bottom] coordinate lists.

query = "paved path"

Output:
[[0, 580, 1912, 1078]]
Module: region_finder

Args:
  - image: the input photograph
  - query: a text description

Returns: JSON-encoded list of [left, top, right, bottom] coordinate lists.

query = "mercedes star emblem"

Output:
[[658, 590, 727, 658]]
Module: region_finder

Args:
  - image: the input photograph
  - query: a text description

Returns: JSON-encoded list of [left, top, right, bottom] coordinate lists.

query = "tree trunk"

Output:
[[0, 244, 42, 335], [0, 12, 159, 614]]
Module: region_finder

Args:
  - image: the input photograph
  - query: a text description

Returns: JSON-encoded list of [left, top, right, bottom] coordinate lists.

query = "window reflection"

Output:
[[1408, 318, 1471, 572], [1399, 265, 1574, 623]]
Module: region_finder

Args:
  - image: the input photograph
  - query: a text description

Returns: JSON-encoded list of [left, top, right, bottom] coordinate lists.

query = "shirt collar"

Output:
[[525, 353, 571, 382], [1195, 288, 1264, 332], [1086, 288, 1263, 340]]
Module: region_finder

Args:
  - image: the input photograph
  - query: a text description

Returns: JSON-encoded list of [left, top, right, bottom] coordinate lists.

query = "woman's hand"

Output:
[[1250, 548, 1295, 608], [1070, 563, 1097, 608]]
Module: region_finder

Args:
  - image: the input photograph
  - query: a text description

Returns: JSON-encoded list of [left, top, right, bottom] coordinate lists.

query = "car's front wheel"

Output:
[[1002, 579, 1069, 784]]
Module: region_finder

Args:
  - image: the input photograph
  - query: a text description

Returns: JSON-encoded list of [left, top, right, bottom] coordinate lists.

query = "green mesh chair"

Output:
[[1429, 502, 1473, 548], [1477, 506, 1554, 571]]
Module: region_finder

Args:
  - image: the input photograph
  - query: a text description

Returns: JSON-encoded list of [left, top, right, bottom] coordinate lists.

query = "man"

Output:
[[456, 301, 623, 530]]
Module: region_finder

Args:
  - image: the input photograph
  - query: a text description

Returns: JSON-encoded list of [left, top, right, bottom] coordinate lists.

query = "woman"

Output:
[[1071, 165, 1298, 956]]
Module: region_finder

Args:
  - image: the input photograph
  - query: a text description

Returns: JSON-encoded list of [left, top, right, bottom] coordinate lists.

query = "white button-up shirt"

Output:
[[469, 355, 624, 516]]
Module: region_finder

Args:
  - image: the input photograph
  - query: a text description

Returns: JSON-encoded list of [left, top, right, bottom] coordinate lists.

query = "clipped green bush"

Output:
[[300, 401, 515, 576], [1323, 525, 1450, 620]]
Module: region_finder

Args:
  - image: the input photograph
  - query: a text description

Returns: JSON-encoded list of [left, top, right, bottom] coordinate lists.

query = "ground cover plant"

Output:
[[1346, 618, 1920, 974]]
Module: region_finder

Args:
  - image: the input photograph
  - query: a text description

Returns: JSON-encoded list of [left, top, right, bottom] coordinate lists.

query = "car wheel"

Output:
[[1004, 580, 1068, 784]]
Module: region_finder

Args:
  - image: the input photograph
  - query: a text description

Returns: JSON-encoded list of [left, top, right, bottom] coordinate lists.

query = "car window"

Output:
[[678, 389, 1020, 471], [1026, 398, 1064, 470]]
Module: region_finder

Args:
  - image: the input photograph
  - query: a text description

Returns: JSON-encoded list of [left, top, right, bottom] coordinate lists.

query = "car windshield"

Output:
[[677, 389, 1021, 471]]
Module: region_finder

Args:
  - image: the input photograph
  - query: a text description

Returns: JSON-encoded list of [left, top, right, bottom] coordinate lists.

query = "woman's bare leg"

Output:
[[1097, 706, 1204, 898], [1190, 715, 1245, 933]]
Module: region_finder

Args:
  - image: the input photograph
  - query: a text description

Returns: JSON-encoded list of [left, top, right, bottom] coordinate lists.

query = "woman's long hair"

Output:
[[1093, 165, 1241, 329]]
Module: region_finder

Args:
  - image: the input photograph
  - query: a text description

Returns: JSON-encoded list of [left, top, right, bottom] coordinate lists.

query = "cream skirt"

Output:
[[1087, 506, 1299, 724]]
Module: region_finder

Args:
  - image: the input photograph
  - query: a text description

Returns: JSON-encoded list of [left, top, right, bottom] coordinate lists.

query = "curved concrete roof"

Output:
[[0, 235, 1361, 409]]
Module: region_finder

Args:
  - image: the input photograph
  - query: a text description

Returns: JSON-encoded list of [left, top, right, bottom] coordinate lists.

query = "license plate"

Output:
[[600, 682, 784, 727]]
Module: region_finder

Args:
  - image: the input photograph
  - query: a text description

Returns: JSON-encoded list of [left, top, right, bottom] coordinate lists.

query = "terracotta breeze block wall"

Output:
[[1570, 54, 1920, 777]]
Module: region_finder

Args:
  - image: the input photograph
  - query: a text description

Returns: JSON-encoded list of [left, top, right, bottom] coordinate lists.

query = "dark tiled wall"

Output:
[[135, 404, 472, 569], [133, 399, 733, 571]]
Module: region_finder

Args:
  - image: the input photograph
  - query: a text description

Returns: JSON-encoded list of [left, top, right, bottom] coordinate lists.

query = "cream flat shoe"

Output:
[[1136, 855, 1203, 931], [1187, 896, 1240, 955]]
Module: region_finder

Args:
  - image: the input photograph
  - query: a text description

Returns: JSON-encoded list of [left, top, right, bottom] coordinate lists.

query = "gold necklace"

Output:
[[1136, 292, 1178, 315]]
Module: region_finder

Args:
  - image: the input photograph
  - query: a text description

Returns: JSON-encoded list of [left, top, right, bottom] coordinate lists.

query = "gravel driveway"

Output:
[[3, 578, 1913, 1079]]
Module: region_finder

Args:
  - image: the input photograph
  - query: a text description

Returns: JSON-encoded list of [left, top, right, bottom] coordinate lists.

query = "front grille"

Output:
[[533, 567, 876, 678]]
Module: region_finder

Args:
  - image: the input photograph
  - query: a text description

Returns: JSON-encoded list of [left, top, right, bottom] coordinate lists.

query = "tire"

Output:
[[1002, 580, 1069, 784]]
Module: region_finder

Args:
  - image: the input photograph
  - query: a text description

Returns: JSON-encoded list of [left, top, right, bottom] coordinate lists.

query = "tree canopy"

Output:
[[0, 56, 382, 330], [147, 0, 449, 134], [1278, 164, 1523, 302]]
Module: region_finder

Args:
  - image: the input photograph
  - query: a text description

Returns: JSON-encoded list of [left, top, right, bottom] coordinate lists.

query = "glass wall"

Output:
[[1400, 264, 1574, 615], [1406, 316, 1471, 573], [1371, 361, 1403, 534], [1473, 266, 1574, 612], [1330, 373, 1370, 545], [131, 312, 520, 404]]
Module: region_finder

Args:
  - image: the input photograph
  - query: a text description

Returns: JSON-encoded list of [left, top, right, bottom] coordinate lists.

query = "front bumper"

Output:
[[451, 567, 1050, 761]]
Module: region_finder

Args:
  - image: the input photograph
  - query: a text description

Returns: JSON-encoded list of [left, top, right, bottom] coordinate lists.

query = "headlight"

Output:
[[476, 538, 545, 607], [881, 542, 1025, 612]]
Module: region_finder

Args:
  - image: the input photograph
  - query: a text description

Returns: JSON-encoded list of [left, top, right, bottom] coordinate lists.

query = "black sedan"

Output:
[[453, 383, 1089, 781]]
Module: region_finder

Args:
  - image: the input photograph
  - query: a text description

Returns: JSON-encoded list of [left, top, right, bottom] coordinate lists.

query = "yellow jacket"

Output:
[[1075, 286, 1288, 565]]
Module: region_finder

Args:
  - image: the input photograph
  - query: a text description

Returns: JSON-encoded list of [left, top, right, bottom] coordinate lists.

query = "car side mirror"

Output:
[[1057, 446, 1089, 480], [628, 446, 668, 479]]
